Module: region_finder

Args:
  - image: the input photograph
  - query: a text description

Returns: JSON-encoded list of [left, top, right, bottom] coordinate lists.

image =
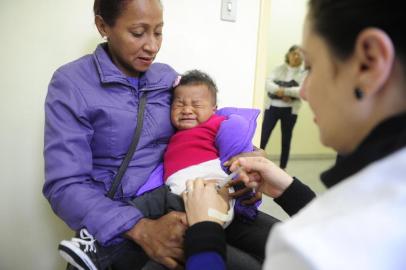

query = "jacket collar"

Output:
[[93, 43, 169, 90], [93, 43, 128, 85], [321, 113, 406, 188]]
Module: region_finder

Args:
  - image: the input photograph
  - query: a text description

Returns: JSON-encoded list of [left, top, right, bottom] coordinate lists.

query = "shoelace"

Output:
[[71, 228, 97, 253]]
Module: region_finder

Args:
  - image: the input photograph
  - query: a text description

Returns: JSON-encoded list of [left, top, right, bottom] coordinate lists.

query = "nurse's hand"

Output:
[[223, 146, 266, 205], [182, 179, 229, 226], [230, 157, 293, 199], [224, 148, 265, 205]]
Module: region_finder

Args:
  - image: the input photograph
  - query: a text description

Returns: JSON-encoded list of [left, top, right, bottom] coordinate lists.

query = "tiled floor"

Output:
[[259, 157, 335, 220]]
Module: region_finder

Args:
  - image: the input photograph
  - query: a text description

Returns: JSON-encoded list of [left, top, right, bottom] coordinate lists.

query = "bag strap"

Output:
[[107, 92, 148, 199]]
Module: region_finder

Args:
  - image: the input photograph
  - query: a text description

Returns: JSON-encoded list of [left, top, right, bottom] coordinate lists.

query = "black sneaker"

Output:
[[58, 228, 99, 270]]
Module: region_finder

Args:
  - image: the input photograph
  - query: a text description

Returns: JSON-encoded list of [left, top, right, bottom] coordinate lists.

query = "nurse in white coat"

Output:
[[182, 0, 406, 269]]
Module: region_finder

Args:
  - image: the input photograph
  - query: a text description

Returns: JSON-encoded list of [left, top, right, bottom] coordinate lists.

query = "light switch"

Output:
[[221, 0, 237, 22]]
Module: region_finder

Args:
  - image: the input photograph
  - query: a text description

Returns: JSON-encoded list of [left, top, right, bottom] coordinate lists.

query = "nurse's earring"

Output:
[[354, 88, 364, 100]]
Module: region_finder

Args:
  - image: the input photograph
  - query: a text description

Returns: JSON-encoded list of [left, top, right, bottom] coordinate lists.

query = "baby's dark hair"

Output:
[[176, 70, 218, 105]]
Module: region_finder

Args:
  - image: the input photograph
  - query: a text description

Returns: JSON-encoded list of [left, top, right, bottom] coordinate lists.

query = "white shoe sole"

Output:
[[59, 240, 98, 270]]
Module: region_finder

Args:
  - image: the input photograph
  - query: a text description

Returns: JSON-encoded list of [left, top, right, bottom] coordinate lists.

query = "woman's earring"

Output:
[[354, 88, 364, 100]]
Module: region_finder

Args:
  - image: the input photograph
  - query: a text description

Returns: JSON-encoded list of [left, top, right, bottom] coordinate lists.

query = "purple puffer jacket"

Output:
[[217, 107, 262, 220], [43, 43, 178, 246]]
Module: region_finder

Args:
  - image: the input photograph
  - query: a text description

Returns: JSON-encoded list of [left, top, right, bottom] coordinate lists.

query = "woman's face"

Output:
[[287, 49, 303, 67], [300, 18, 364, 154], [103, 0, 163, 77]]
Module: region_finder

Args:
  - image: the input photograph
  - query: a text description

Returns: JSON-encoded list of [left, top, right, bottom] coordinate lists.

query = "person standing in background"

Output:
[[260, 45, 306, 170]]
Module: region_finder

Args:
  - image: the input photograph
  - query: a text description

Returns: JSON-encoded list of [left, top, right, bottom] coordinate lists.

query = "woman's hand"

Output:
[[182, 179, 229, 226], [282, 96, 293, 103], [125, 211, 188, 269], [276, 88, 285, 97], [229, 157, 293, 198]]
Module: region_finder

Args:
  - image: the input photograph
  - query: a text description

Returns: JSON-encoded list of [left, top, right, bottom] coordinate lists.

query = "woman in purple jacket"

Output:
[[43, 1, 276, 269]]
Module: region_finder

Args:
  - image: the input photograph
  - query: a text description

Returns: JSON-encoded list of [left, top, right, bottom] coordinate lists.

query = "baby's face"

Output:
[[171, 84, 216, 130]]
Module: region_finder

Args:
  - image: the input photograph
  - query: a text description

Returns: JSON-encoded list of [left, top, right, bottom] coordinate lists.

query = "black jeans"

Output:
[[260, 106, 298, 169], [71, 186, 280, 270]]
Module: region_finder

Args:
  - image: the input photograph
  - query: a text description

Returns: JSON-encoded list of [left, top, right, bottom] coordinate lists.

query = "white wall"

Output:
[[0, 1, 261, 269], [266, 0, 306, 70], [159, 0, 261, 107]]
